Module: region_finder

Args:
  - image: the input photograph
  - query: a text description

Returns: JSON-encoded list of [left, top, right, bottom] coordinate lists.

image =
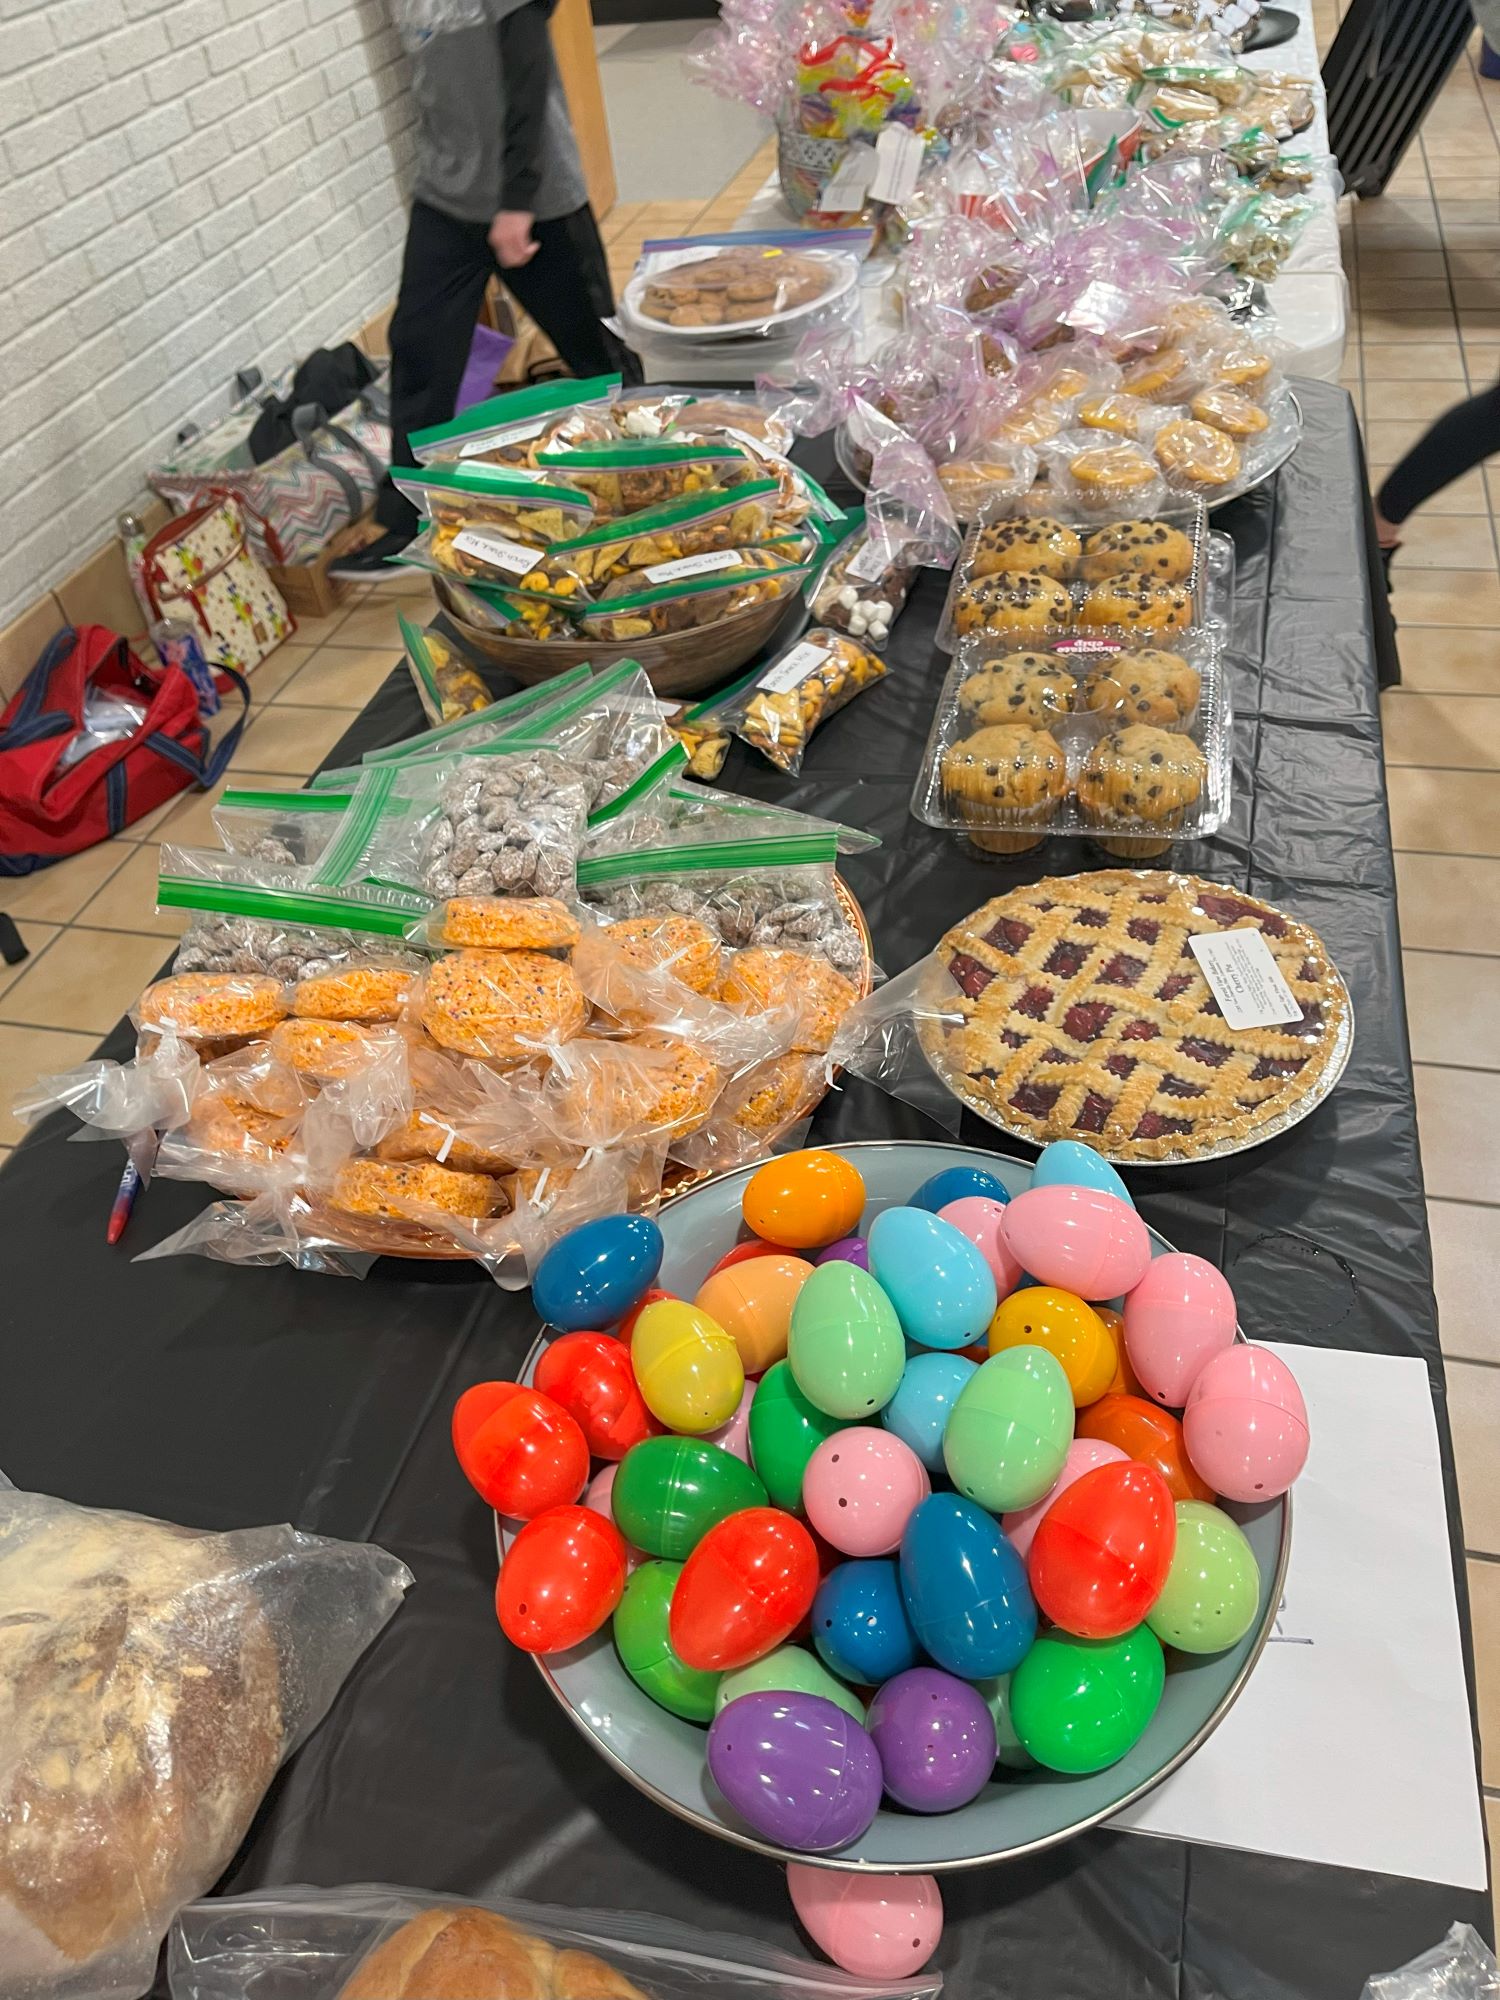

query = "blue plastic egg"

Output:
[[900, 1493, 1037, 1678], [1032, 1141, 1133, 1210], [813, 1558, 922, 1686], [533, 1214, 664, 1332], [867, 1208, 998, 1352], [882, 1352, 978, 1473], [910, 1165, 1011, 1213]]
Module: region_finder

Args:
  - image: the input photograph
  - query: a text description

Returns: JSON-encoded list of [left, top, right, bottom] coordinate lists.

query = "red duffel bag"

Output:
[[0, 625, 249, 875]]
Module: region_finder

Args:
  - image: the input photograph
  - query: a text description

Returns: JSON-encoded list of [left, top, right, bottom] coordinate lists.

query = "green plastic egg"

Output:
[[611, 1435, 767, 1561], [1010, 1625, 1165, 1774], [714, 1643, 867, 1723], [613, 1560, 721, 1722], [746, 1361, 852, 1513], [787, 1262, 906, 1420], [942, 1345, 1074, 1512], [1146, 1500, 1262, 1654], [974, 1672, 1037, 1771]]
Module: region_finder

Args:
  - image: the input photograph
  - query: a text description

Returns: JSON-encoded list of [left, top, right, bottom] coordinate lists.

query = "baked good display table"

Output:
[[0, 379, 1487, 1994]]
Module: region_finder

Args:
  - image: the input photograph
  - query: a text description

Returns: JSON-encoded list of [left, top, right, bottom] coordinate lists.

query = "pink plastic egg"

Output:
[[803, 1427, 931, 1557], [788, 1863, 943, 1978], [1183, 1344, 1309, 1501], [703, 1381, 755, 1463], [1002, 1436, 1129, 1560], [1124, 1253, 1238, 1408], [937, 1196, 1025, 1296], [1001, 1185, 1152, 1301], [581, 1464, 644, 1571]]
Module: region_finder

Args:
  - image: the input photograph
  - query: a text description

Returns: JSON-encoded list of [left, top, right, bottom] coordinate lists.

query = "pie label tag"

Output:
[[1188, 930, 1302, 1031], [641, 548, 744, 585], [451, 531, 539, 576], [759, 638, 834, 694]]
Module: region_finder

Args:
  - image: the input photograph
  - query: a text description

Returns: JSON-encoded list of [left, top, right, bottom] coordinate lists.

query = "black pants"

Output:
[[1376, 380, 1500, 526], [377, 198, 635, 535]]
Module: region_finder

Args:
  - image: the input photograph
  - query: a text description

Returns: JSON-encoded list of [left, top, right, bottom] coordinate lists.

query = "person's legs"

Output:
[[499, 205, 640, 383], [1375, 379, 1500, 545]]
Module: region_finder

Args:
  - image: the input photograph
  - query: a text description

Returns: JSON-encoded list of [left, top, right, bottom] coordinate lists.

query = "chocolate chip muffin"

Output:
[[969, 516, 1082, 583], [952, 571, 1073, 640], [1077, 576, 1195, 633], [1080, 520, 1196, 584], [957, 651, 1075, 727], [1080, 649, 1202, 727], [940, 723, 1069, 855], [1077, 723, 1207, 858]]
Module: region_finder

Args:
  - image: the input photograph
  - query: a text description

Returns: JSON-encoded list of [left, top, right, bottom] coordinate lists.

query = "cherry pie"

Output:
[[920, 871, 1350, 1161]]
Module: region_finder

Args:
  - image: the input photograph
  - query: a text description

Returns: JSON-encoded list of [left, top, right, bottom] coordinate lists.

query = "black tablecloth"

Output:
[[1, 379, 1487, 1997]]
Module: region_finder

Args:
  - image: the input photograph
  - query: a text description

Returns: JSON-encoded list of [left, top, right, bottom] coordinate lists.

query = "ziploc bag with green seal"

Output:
[[533, 438, 754, 518], [533, 479, 788, 592], [390, 465, 595, 585], [401, 613, 490, 726], [409, 374, 620, 466], [211, 786, 353, 869], [573, 554, 812, 643], [157, 850, 425, 987], [584, 744, 880, 858], [357, 662, 595, 771]]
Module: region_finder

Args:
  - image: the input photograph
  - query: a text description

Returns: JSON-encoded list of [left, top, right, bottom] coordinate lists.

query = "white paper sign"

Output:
[[1188, 928, 1302, 1029], [846, 538, 891, 584], [815, 146, 878, 215], [451, 530, 538, 577], [1113, 1344, 1488, 1891], [760, 639, 833, 694], [869, 125, 925, 205], [641, 549, 743, 585], [642, 244, 724, 276]]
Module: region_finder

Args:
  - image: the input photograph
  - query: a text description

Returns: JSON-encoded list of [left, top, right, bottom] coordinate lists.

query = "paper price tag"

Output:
[[845, 539, 891, 583], [643, 244, 724, 276], [869, 124, 925, 206], [641, 549, 744, 585], [759, 639, 833, 695], [458, 417, 548, 458], [1187, 929, 1303, 1031], [814, 145, 878, 215], [452, 531, 539, 577]]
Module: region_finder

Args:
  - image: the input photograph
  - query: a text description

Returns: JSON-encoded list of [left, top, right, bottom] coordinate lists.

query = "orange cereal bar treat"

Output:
[[421, 949, 588, 1059], [292, 964, 418, 1022], [140, 972, 286, 1040], [438, 895, 581, 950], [268, 1018, 394, 1081], [374, 1112, 520, 1177], [604, 915, 722, 994], [183, 1094, 299, 1171], [329, 1157, 503, 1220], [630, 1032, 723, 1137], [725, 1050, 825, 1135], [720, 946, 858, 1053]]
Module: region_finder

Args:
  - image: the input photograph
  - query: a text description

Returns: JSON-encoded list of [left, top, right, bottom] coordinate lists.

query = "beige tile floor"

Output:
[[10, 78, 1500, 1901]]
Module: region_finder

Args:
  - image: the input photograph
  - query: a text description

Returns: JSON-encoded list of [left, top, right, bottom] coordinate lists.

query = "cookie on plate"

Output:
[[1079, 520, 1196, 583], [957, 651, 1074, 728], [1077, 723, 1207, 857], [970, 517, 1082, 582], [940, 723, 1069, 855], [1080, 649, 1202, 727], [952, 571, 1073, 640], [1190, 386, 1270, 437]]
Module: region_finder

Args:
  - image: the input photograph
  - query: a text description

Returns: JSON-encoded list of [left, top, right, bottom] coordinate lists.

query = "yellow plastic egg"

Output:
[[988, 1286, 1116, 1407], [695, 1256, 814, 1375], [631, 1299, 745, 1434], [742, 1149, 866, 1251]]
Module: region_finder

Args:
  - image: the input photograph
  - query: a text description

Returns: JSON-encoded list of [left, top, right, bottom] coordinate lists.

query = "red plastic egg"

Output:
[[1028, 1461, 1176, 1638], [1077, 1393, 1215, 1504], [452, 1382, 589, 1519], [669, 1506, 819, 1671], [496, 1505, 627, 1653], [534, 1331, 658, 1460]]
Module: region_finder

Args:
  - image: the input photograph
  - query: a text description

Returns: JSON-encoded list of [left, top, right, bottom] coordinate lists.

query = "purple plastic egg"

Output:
[[866, 1667, 997, 1814], [707, 1691, 883, 1851], [815, 1235, 870, 1271]]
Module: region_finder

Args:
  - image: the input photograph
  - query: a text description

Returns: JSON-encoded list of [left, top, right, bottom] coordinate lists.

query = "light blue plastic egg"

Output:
[[881, 1351, 978, 1473], [1032, 1141, 1134, 1210], [866, 1207, 998, 1351]]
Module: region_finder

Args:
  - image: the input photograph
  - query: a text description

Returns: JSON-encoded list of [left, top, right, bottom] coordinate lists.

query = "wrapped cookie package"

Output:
[[620, 229, 870, 337], [409, 372, 621, 467]]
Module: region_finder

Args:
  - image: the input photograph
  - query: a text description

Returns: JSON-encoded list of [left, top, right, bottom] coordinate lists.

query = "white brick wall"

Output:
[[0, 0, 418, 627]]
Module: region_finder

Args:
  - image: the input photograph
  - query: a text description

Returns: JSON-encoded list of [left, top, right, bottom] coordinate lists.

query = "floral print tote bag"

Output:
[[141, 494, 295, 673]]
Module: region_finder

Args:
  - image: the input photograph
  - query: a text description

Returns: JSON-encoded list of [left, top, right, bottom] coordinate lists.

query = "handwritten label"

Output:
[[759, 639, 834, 695], [458, 417, 548, 458], [641, 548, 744, 585], [1187, 929, 1302, 1031], [815, 145, 878, 215], [869, 124, 925, 205], [845, 538, 890, 583], [452, 530, 539, 577]]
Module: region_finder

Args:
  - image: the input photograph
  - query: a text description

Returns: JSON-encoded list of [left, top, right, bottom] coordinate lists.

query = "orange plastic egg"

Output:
[[743, 1150, 866, 1251], [988, 1286, 1116, 1407], [1076, 1392, 1215, 1504], [695, 1255, 815, 1374]]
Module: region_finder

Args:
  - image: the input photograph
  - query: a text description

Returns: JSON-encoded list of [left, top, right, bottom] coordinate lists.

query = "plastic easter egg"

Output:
[[900, 1493, 1037, 1678], [581, 1465, 641, 1571], [533, 1331, 657, 1460], [452, 1382, 588, 1520], [1001, 1185, 1152, 1301], [803, 1428, 931, 1557], [910, 1164, 1010, 1213], [1078, 1393, 1215, 1503], [613, 1559, 721, 1722], [942, 1346, 1073, 1513], [987, 1286, 1115, 1407], [533, 1214, 663, 1333], [695, 1256, 814, 1375], [813, 1558, 922, 1686], [814, 1235, 869, 1270], [1183, 1344, 1309, 1501], [717, 1644, 866, 1723], [974, 1672, 1036, 1770], [788, 1262, 905, 1420], [1032, 1139, 1133, 1208], [881, 1352, 977, 1473], [707, 1691, 882, 1851], [788, 1864, 943, 1979], [936, 1196, 1024, 1298], [1095, 1307, 1145, 1399], [868, 1667, 997, 1812], [1124, 1253, 1238, 1408], [1002, 1436, 1129, 1560], [670, 1507, 820, 1671], [611, 1435, 767, 1561], [743, 1149, 866, 1251], [747, 1361, 852, 1512], [1010, 1624, 1164, 1773], [710, 1239, 799, 1274], [617, 1286, 675, 1345], [1147, 1500, 1262, 1652], [703, 1380, 755, 1463], [1028, 1461, 1176, 1638], [867, 1207, 998, 1351], [631, 1298, 745, 1435], [496, 1505, 626, 1653]]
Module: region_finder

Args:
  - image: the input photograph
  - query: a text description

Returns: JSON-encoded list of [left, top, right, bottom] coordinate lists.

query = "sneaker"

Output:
[[327, 529, 414, 582]]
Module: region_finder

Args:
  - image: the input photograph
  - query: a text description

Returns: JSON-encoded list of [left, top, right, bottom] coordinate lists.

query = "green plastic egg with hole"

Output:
[[787, 1262, 906, 1420], [613, 1559, 721, 1722], [1146, 1500, 1262, 1653]]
